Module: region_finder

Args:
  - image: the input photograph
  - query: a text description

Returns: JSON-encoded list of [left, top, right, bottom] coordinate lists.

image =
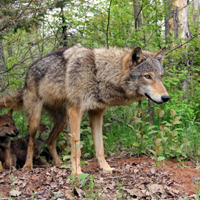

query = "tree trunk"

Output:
[[0, 39, 5, 92], [164, 0, 173, 49], [193, 0, 200, 31], [134, 0, 142, 30], [106, 0, 112, 49], [0, 39, 5, 72], [60, 5, 68, 47], [168, 0, 192, 98]]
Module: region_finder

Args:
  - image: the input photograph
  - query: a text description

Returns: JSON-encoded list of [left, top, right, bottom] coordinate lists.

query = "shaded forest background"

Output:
[[0, 0, 200, 163]]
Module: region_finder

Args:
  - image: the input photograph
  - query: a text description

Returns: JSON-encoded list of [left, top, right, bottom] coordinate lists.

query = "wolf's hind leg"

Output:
[[88, 109, 115, 173], [23, 101, 43, 170], [46, 108, 68, 166]]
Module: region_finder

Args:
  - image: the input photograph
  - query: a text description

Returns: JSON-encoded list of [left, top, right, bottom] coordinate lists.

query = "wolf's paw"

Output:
[[73, 170, 83, 176], [23, 164, 33, 171], [102, 167, 116, 174], [54, 159, 64, 167]]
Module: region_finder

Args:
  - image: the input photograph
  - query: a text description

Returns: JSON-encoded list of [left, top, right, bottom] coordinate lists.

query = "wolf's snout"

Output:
[[161, 95, 170, 102], [15, 130, 19, 136]]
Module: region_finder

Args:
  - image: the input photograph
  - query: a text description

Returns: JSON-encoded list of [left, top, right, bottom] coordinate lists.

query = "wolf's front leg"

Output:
[[4, 147, 13, 169], [0, 161, 3, 171], [89, 109, 115, 173], [69, 106, 83, 175]]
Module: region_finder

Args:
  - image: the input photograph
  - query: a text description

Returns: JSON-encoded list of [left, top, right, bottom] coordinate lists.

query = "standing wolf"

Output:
[[0, 45, 170, 174]]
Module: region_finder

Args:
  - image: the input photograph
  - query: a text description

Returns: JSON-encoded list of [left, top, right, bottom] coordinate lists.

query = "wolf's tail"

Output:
[[0, 88, 24, 110]]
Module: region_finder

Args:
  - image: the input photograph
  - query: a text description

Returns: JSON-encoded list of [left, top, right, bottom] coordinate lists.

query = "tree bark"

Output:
[[134, 0, 142, 30], [0, 39, 5, 72], [106, 0, 112, 49], [164, 0, 173, 49], [60, 4, 68, 47], [168, 0, 192, 98], [193, 0, 200, 31], [0, 39, 5, 92]]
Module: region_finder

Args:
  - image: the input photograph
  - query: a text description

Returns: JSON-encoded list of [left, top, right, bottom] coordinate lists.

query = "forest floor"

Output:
[[0, 154, 199, 199]]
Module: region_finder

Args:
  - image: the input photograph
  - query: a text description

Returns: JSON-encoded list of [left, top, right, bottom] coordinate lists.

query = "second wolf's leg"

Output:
[[69, 106, 83, 175], [4, 147, 13, 168], [88, 109, 114, 173], [34, 157, 48, 166], [0, 161, 3, 171], [23, 101, 43, 170], [46, 108, 68, 166]]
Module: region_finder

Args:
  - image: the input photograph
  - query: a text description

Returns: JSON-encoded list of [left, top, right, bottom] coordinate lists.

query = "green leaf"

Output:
[[127, 124, 135, 130], [148, 125, 157, 130], [79, 161, 89, 166], [104, 123, 111, 127], [148, 130, 158, 134], [165, 123, 172, 126], [78, 173, 89, 181], [170, 109, 176, 117], [159, 110, 165, 118], [60, 165, 73, 170], [157, 156, 165, 161], [63, 155, 71, 161], [103, 135, 108, 140], [133, 142, 140, 147]]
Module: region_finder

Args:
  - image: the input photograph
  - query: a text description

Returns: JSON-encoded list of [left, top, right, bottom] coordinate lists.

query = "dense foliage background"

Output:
[[0, 0, 200, 163]]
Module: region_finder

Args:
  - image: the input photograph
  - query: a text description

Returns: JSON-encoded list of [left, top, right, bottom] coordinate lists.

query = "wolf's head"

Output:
[[123, 46, 170, 104], [0, 110, 19, 137]]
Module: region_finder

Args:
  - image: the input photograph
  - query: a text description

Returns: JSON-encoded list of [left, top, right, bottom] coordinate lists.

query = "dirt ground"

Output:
[[0, 155, 199, 199]]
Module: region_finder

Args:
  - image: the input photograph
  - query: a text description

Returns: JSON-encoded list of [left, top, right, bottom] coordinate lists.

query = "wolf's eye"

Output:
[[3, 124, 9, 127], [144, 75, 151, 79]]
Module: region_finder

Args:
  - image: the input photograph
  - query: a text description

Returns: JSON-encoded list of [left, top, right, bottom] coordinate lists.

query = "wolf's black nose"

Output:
[[15, 130, 19, 136], [161, 95, 170, 102]]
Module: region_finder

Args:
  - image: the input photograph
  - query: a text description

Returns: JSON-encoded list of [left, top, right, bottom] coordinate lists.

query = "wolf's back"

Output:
[[0, 88, 23, 110]]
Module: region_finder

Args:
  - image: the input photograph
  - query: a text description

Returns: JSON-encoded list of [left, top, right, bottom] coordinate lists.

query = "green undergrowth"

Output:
[[2, 95, 200, 164]]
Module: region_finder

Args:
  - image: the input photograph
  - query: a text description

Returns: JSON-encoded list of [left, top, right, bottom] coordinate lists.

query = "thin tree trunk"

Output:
[[164, 0, 172, 50], [106, 0, 112, 49], [60, 5, 68, 47], [0, 39, 6, 92], [193, 0, 200, 32], [134, 0, 142, 30], [168, 0, 192, 98], [0, 39, 5, 72]]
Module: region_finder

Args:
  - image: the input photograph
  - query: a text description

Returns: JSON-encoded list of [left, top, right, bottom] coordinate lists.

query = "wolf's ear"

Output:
[[122, 46, 143, 73], [131, 46, 143, 64], [7, 109, 13, 117], [155, 47, 166, 63]]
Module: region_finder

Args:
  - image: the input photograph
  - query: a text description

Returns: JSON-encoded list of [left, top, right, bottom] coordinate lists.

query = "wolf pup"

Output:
[[0, 45, 170, 174], [0, 110, 19, 169], [11, 123, 49, 168]]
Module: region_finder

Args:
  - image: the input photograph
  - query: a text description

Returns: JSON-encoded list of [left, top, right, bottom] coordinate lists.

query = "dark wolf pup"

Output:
[[0, 110, 48, 170], [11, 123, 49, 168], [0, 45, 170, 174], [0, 110, 19, 170]]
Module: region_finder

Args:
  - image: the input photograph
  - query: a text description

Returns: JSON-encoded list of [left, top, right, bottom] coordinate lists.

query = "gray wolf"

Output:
[[0, 110, 19, 169], [0, 45, 170, 174]]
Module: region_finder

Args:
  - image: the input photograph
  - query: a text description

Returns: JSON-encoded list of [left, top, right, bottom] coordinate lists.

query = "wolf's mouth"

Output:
[[145, 93, 163, 104], [6, 132, 17, 137]]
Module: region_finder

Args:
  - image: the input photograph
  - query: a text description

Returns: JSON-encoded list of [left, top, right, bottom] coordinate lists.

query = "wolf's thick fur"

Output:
[[0, 45, 170, 174]]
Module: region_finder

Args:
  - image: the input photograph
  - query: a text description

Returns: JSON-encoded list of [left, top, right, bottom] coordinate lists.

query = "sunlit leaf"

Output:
[[170, 109, 176, 117], [159, 110, 165, 118]]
